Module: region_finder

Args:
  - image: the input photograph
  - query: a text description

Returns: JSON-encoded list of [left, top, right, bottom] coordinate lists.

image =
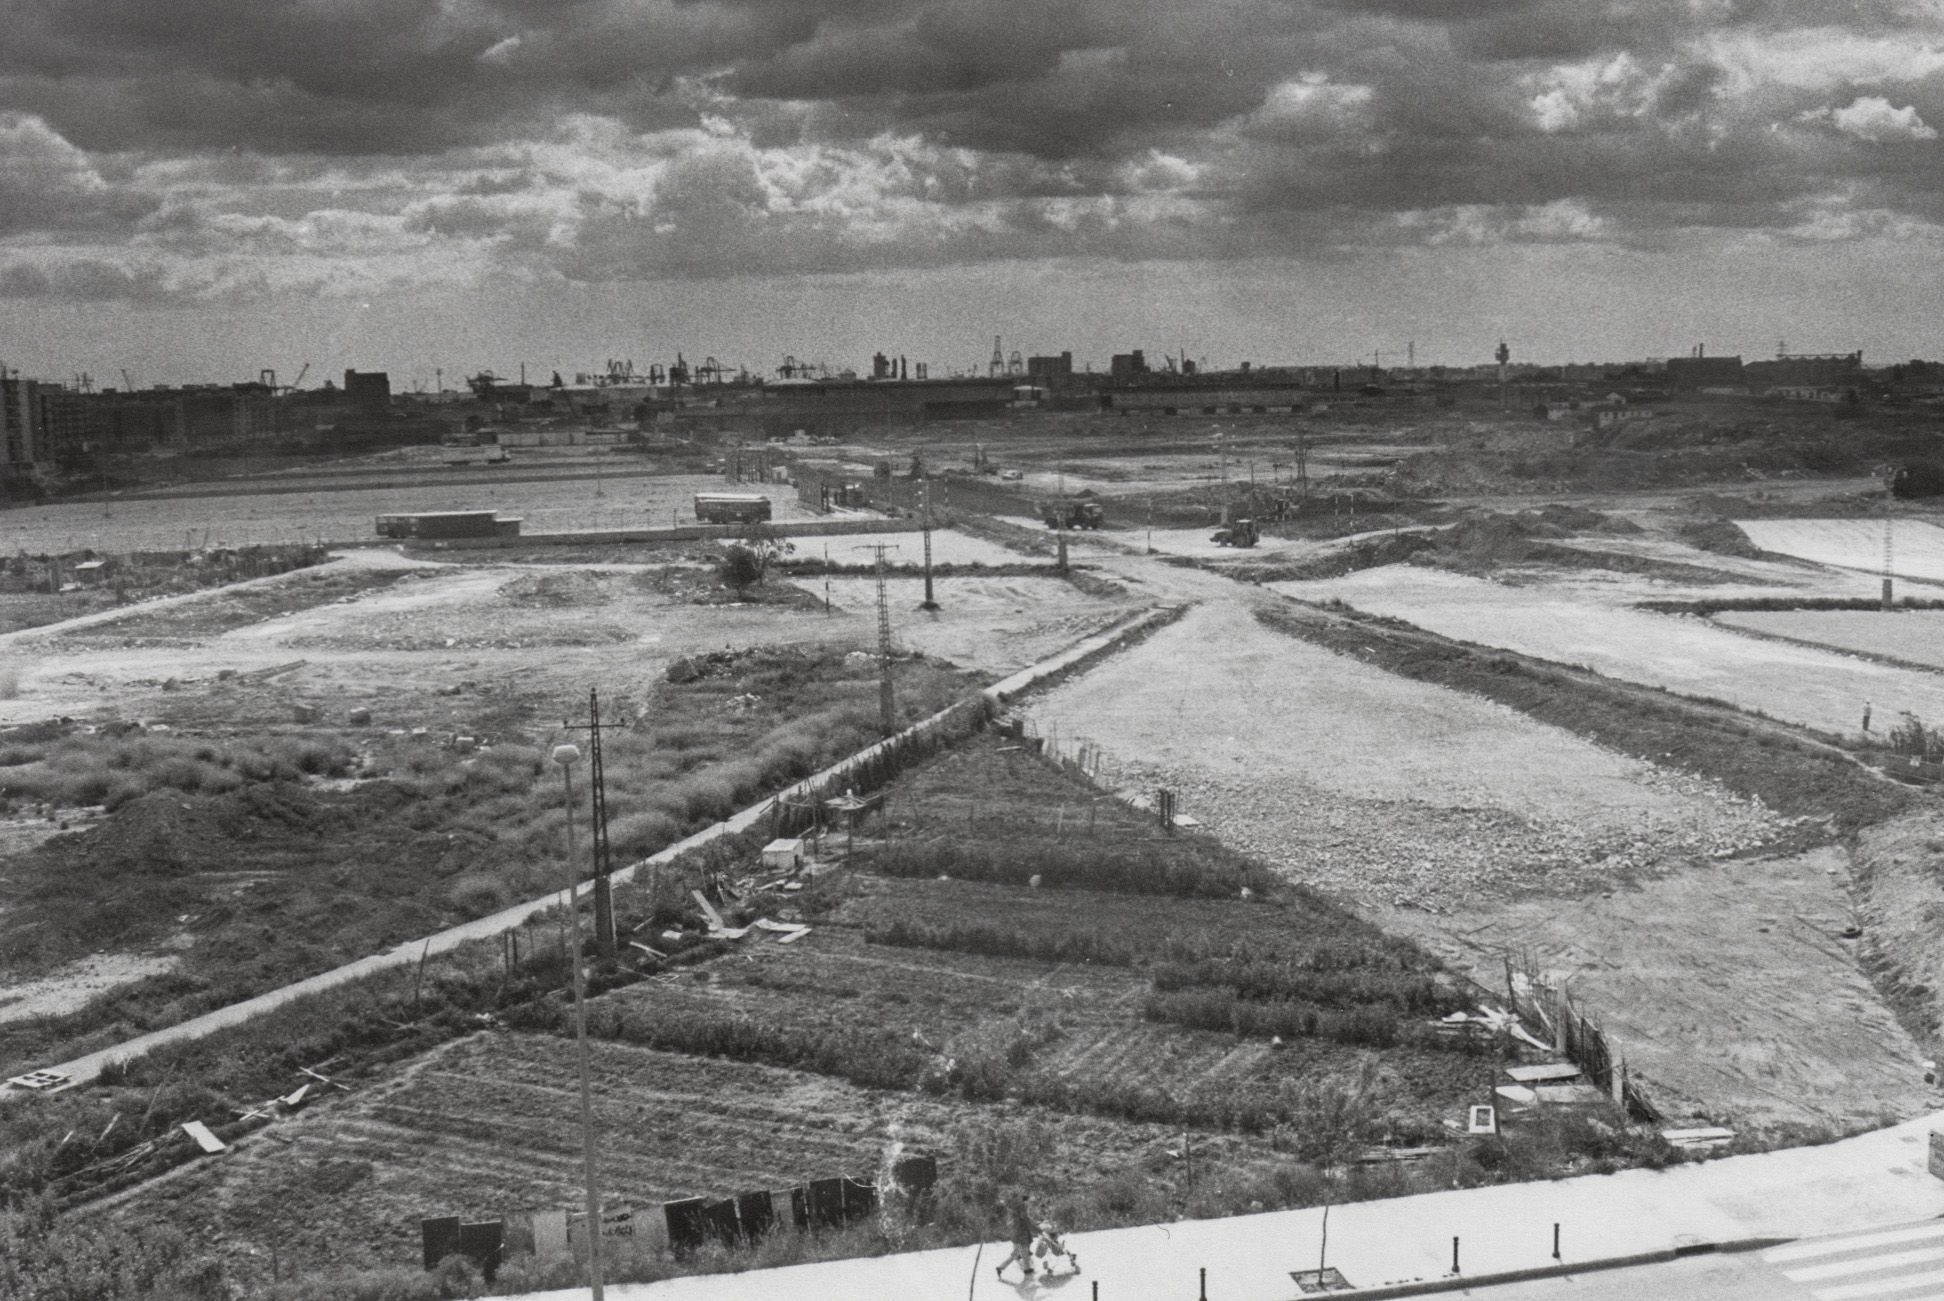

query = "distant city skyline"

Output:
[[1, 2, 1939, 385]]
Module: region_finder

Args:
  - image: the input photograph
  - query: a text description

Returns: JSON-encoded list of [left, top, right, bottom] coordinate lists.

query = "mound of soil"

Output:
[[1531, 504, 1643, 535], [498, 571, 612, 607], [1678, 519, 1762, 558], [34, 782, 399, 881]]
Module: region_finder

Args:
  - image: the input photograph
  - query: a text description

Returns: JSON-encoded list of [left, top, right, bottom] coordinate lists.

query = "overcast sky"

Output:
[[2, 0, 1941, 386]]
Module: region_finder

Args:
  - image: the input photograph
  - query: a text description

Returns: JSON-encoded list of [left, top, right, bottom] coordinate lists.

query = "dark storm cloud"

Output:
[[1, 0, 1942, 298]]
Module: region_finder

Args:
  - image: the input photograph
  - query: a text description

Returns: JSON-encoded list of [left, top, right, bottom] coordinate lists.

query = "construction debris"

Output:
[[1662, 1127, 1736, 1150], [690, 890, 726, 931], [6, 1069, 69, 1092], [1505, 1063, 1583, 1084], [181, 1121, 227, 1154]]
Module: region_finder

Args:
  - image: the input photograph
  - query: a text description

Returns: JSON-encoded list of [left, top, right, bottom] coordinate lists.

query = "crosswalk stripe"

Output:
[[1813, 1265, 1944, 1300], [1788, 1246, 1944, 1282], [1768, 1224, 1944, 1264]]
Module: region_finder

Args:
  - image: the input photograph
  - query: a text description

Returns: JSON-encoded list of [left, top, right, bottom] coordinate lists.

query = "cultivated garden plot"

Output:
[[1029, 601, 1787, 912], [57, 734, 1550, 1288], [1737, 517, 1944, 584], [1276, 567, 1944, 737]]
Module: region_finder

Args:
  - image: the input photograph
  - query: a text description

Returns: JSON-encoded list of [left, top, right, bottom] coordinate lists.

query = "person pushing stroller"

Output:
[[996, 1194, 1080, 1281], [1032, 1216, 1080, 1274]]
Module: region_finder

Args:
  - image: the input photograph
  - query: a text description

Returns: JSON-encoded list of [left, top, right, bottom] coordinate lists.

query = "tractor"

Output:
[[1042, 498, 1105, 530], [1211, 518, 1260, 548]]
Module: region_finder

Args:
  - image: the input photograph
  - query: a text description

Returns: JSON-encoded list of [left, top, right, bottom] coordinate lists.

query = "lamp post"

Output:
[[552, 743, 605, 1301]]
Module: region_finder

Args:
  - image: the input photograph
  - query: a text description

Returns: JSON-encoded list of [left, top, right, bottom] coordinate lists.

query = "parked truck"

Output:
[[693, 493, 774, 525], [1041, 498, 1105, 530]]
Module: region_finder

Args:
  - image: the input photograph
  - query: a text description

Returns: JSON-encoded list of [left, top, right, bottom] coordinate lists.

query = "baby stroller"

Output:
[[1032, 1221, 1080, 1274]]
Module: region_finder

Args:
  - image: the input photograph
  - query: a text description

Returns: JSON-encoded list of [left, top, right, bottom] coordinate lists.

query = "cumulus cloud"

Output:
[[1, 0, 1943, 300], [1801, 95, 1940, 142]]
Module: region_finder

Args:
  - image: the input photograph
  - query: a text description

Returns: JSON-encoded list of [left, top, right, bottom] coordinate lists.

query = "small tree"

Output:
[[719, 544, 764, 599]]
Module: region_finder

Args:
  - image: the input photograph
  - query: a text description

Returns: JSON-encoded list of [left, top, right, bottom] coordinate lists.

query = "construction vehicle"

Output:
[[1211, 518, 1260, 548], [1041, 498, 1105, 530]]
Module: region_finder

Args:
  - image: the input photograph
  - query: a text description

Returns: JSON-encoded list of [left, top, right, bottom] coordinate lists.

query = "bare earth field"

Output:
[[1276, 566, 1944, 736], [1031, 601, 1786, 911], [1715, 609, 1944, 671], [0, 552, 1125, 729], [1738, 517, 1944, 584], [1368, 846, 1933, 1134], [1027, 595, 1924, 1135], [0, 473, 810, 553]]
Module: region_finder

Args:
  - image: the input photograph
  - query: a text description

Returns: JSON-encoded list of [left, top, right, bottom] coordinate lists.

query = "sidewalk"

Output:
[[511, 1108, 1944, 1300]]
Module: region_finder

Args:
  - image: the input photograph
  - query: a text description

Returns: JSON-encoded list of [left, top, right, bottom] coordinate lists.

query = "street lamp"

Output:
[[552, 743, 606, 1301]]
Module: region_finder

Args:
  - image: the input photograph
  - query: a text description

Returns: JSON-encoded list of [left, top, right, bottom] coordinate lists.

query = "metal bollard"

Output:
[[1553, 1222, 1561, 1261], [1453, 1236, 1461, 1274], [1199, 1265, 1207, 1299]]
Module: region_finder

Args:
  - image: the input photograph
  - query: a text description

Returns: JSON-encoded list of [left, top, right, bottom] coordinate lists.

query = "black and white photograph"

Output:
[[4, 2, 1944, 1298]]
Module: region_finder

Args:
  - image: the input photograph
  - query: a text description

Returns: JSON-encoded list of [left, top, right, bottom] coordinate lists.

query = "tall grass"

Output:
[[0, 729, 354, 811]]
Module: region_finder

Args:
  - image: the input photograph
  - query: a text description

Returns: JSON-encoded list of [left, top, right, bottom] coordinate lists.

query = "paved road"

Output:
[[499, 1110, 1944, 1301], [1477, 1219, 1944, 1300]]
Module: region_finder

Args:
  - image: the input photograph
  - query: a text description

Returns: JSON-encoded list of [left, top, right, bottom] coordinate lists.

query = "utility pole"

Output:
[[563, 689, 622, 956], [854, 544, 900, 733], [1495, 340, 1510, 411], [919, 479, 939, 611], [550, 744, 606, 1301], [1883, 465, 1897, 611]]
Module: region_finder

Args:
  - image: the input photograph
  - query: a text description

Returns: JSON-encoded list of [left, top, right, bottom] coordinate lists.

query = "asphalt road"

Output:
[[1471, 1219, 1944, 1301]]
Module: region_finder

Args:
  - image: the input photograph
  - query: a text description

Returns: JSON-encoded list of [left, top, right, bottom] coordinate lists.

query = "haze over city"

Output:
[[3, 0, 1943, 382]]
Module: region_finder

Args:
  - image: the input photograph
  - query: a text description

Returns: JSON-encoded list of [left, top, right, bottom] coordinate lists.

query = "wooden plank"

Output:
[[181, 1120, 227, 1154], [1661, 1127, 1736, 1144], [1506, 1063, 1582, 1084], [690, 890, 725, 930]]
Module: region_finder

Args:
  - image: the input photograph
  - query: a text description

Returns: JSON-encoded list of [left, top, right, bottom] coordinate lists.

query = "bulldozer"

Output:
[[1211, 518, 1260, 548], [1041, 498, 1105, 530]]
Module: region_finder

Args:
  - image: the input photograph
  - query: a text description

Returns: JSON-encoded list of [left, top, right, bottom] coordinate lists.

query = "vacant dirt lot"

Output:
[[1030, 600, 1786, 911], [0, 472, 811, 553], [1715, 609, 1944, 673], [1738, 518, 1944, 584], [1278, 566, 1944, 737], [1026, 591, 1924, 1137], [1371, 846, 1932, 1135], [0, 548, 1128, 730]]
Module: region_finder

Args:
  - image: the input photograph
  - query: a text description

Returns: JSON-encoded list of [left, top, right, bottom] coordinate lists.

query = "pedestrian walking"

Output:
[[996, 1193, 1038, 1281]]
